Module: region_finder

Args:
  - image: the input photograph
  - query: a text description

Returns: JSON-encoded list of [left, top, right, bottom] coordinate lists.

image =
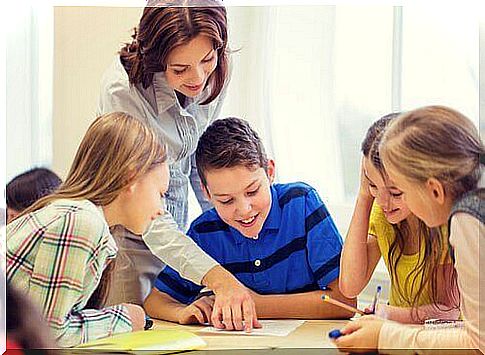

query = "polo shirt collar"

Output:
[[261, 185, 281, 231], [230, 184, 281, 245]]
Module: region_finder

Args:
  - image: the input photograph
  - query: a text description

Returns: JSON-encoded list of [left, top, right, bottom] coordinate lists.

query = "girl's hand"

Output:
[[123, 303, 146, 331], [177, 296, 215, 325], [332, 315, 384, 353], [363, 303, 388, 318], [358, 157, 373, 200]]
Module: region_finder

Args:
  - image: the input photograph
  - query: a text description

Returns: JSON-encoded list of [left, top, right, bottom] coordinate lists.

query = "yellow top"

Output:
[[368, 202, 450, 307]]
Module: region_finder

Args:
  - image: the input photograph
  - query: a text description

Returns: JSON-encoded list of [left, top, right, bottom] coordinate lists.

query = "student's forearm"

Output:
[[379, 304, 461, 324], [144, 288, 185, 322], [252, 290, 356, 319], [340, 194, 378, 297]]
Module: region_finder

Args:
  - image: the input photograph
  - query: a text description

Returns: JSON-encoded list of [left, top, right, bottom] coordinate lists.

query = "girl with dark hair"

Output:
[[339, 113, 459, 323], [6, 168, 62, 223], [97, 0, 259, 332]]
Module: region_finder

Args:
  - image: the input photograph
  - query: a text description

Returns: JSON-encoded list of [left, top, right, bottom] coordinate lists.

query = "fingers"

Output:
[[222, 305, 234, 330], [242, 298, 258, 331], [211, 302, 224, 329], [339, 319, 363, 335], [333, 327, 376, 354], [195, 298, 214, 324], [231, 302, 244, 331], [191, 307, 206, 324]]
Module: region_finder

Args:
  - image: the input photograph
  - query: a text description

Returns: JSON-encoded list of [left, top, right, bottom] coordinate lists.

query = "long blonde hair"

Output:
[[16, 112, 167, 308], [362, 113, 449, 321], [20, 112, 167, 216], [380, 106, 482, 199], [380, 105, 483, 316]]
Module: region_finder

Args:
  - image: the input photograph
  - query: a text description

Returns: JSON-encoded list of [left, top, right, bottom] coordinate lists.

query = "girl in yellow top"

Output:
[[339, 113, 459, 323]]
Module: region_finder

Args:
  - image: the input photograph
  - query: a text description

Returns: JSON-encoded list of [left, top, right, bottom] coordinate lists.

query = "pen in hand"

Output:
[[368, 285, 382, 314]]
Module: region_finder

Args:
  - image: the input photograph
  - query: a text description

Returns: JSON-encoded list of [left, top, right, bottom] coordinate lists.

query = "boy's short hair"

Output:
[[195, 117, 268, 188]]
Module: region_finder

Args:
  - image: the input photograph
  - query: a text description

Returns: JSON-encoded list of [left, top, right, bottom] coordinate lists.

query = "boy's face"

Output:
[[203, 161, 275, 238]]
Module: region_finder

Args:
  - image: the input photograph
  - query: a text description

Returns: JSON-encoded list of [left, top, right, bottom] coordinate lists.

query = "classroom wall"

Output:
[[52, 6, 259, 179], [53, 7, 142, 177]]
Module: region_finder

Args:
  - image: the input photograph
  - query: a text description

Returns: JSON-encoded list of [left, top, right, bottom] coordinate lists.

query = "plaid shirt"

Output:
[[7, 199, 132, 347]]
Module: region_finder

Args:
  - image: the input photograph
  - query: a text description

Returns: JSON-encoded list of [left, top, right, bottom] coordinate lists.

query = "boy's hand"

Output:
[[177, 296, 215, 325]]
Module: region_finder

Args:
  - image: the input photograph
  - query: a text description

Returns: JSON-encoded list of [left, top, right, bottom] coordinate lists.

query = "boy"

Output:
[[144, 117, 356, 325]]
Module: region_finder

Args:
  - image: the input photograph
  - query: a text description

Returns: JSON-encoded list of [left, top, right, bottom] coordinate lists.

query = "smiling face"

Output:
[[363, 157, 411, 224], [384, 165, 452, 228], [203, 162, 275, 238], [164, 35, 218, 98]]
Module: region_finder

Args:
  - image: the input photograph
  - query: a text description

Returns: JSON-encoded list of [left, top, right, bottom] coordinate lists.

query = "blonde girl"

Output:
[[335, 106, 484, 353], [340, 113, 459, 323], [7, 112, 169, 347]]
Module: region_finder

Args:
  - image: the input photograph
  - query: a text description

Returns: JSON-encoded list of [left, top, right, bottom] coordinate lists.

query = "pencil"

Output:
[[322, 295, 366, 315]]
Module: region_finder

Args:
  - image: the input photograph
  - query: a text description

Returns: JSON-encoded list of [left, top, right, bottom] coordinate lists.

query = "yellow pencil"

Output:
[[322, 295, 366, 315]]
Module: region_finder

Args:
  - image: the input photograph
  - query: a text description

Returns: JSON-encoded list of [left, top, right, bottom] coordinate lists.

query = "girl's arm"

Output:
[[376, 303, 460, 324], [339, 160, 382, 297], [251, 278, 356, 319], [377, 252, 460, 324], [28, 211, 133, 347], [378, 213, 483, 352]]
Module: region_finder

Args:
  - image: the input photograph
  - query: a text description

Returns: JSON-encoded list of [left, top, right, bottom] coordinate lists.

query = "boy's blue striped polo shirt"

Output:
[[154, 182, 343, 304]]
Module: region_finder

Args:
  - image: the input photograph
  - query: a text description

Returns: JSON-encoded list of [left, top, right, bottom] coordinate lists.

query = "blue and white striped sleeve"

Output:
[[154, 265, 203, 305], [305, 188, 343, 289]]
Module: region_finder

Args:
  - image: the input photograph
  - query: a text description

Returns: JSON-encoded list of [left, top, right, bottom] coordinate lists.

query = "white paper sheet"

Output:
[[197, 320, 305, 336]]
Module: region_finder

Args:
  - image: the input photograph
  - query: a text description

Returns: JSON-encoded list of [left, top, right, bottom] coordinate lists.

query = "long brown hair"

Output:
[[362, 112, 458, 321], [120, 0, 228, 105], [18, 112, 167, 307]]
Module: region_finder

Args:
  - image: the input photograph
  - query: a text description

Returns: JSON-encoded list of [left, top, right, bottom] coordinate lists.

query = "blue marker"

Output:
[[328, 329, 342, 339], [144, 315, 154, 330], [369, 285, 382, 314]]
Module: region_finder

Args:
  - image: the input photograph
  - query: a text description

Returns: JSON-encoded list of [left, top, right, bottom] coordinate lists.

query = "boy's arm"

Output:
[[250, 278, 356, 319], [144, 288, 214, 324], [144, 288, 187, 322]]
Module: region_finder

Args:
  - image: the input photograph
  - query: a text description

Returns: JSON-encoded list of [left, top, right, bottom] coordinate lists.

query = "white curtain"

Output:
[[220, 5, 479, 235], [6, 4, 53, 182]]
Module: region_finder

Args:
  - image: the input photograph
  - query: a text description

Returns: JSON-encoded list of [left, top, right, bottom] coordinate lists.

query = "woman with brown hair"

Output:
[[7, 112, 166, 347], [97, 0, 259, 331]]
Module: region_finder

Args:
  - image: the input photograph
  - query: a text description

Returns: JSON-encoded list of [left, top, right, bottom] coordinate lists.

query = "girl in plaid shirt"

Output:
[[7, 112, 169, 347]]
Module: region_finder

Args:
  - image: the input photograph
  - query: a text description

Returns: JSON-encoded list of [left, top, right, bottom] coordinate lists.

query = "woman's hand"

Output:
[[202, 265, 261, 332], [332, 315, 384, 353], [177, 296, 215, 325], [123, 303, 146, 331]]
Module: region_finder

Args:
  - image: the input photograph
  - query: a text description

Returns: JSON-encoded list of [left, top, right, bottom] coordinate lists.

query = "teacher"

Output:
[[97, 0, 259, 331]]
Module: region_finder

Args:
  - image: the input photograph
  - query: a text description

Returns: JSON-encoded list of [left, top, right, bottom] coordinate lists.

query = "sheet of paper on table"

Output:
[[198, 320, 305, 336]]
